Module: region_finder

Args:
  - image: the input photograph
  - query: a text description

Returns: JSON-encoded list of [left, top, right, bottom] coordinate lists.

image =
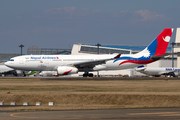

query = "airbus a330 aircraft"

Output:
[[5, 28, 173, 77], [0, 65, 35, 76], [136, 66, 180, 77]]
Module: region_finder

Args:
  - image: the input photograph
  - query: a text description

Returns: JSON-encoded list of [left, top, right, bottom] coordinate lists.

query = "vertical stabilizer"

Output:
[[155, 28, 173, 56], [146, 28, 173, 56]]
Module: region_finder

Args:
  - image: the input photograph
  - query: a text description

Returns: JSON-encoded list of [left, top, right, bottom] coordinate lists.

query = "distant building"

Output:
[[174, 28, 180, 67], [71, 44, 132, 55], [27, 46, 71, 55]]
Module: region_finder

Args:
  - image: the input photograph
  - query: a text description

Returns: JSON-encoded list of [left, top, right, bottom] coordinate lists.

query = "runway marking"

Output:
[[10, 112, 80, 119], [10, 112, 40, 119], [10, 112, 62, 119], [128, 112, 180, 116], [161, 113, 180, 116]]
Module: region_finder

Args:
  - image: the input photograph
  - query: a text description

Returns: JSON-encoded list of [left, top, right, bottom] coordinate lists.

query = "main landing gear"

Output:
[[83, 72, 93, 77]]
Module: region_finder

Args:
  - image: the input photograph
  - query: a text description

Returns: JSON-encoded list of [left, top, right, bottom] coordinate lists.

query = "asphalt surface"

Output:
[[1, 107, 180, 120]]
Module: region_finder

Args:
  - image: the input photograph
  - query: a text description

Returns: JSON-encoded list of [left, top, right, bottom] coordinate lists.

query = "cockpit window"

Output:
[[10, 59, 14, 61]]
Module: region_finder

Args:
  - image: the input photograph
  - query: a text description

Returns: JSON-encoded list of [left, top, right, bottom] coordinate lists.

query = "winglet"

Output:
[[114, 54, 121, 59]]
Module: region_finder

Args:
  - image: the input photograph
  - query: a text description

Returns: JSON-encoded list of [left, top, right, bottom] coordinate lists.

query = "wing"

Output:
[[71, 54, 121, 68], [0, 65, 14, 73]]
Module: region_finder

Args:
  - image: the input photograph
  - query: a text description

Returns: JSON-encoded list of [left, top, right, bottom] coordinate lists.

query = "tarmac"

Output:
[[1, 107, 180, 120]]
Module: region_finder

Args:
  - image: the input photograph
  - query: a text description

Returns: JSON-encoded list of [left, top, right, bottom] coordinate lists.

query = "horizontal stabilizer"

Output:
[[150, 53, 172, 61]]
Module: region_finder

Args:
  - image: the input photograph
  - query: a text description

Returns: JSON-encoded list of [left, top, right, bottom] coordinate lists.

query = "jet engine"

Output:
[[57, 66, 78, 75], [13, 70, 26, 76], [169, 72, 179, 77]]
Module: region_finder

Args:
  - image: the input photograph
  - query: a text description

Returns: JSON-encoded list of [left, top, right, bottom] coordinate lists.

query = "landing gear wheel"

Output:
[[154, 75, 160, 77], [23, 71, 26, 77], [83, 74, 88, 77], [83, 73, 94, 77], [89, 73, 93, 77]]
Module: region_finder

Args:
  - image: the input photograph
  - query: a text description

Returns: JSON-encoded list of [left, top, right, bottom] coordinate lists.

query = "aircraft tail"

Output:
[[113, 28, 174, 65], [134, 28, 173, 61], [145, 28, 173, 56]]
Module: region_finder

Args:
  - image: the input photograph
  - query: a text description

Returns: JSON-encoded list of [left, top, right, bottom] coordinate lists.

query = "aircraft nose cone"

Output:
[[5, 62, 8, 66], [5, 61, 10, 67]]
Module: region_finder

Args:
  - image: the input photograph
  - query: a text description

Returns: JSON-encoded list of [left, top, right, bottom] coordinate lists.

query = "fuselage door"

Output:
[[19, 57, 24, 64]]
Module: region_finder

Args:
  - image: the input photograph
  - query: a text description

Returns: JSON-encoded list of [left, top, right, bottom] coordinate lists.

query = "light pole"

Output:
[[170, 42, 176, 68], [95, 43, 101, 54], [19, 44, 24, 55]]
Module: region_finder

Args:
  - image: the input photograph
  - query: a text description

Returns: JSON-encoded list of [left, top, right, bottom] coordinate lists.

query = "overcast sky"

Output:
[[0, 0, 180, 54]]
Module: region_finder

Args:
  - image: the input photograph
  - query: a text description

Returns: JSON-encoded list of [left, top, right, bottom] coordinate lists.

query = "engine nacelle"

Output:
[[13, 70, 23, 76], [170, 72, 179, 77], [57, 66, 78, 75], [12, 70, 27, 76]]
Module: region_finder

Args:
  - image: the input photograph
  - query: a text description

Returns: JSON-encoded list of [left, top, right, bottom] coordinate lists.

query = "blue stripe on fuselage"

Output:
[[113, 39, 157, 63], [146, 38, 157, 55]]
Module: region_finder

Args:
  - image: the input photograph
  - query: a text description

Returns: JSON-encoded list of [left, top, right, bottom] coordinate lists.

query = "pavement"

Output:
[[1, 107, 180, 120]]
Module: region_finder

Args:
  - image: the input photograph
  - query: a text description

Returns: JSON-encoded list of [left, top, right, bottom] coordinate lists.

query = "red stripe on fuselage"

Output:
[[119, 60, 155, 66]]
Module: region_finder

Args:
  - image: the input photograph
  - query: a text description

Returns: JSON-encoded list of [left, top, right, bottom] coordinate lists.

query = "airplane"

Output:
[[136, 66, 180, 77], [0, 65, 14, 76], [0, 65, 34, 76], [5, 28, 173, 77]]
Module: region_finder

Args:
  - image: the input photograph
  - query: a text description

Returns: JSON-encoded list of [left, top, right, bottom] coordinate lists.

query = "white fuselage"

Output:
[[136, 67, 180, 76], [5, 54, 140, 72]]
